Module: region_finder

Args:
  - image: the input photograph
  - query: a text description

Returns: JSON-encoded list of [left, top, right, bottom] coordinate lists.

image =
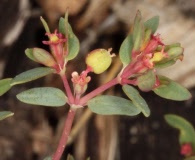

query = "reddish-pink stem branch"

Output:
[[60, 74, 75, 104], [79, 78, 119, 105], [52, 109, 76, 160]]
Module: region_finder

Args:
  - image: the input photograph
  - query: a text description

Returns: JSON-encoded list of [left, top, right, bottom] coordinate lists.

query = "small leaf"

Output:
[[137, 70, 156, 91], [67, 154, 75, 160], [0, 111, 14, 121], [144, 16, 159, 34], [164, 43, 181, 52], [59, 16, 80, 61], [25, 48, 39, 62], [16, 87, 67, 107], [155, 59, 176, 68], [165, 114, 195, 150], [33, 48, 57, 67], [40, 16, 51, 33], [88, 95, 141, 116], [141, 28, 152, 50], [59, 17, 66, 35], [0, 78, 12, 96], [122, 85, 150, 117], [132, 10, 144, 51], [119, 34, 133, 65], [167, 46, 184, 59], [11, 67, 55, 86], [153, 76, 191, 101]]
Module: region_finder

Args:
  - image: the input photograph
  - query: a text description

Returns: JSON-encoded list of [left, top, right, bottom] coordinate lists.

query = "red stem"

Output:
[[60, 74, 75, 104], [79, 78, 119, 105], [52, 109, 76, 160]]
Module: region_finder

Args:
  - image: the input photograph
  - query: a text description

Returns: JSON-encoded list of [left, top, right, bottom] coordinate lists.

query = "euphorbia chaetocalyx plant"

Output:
[[0, 11, 192, 160]]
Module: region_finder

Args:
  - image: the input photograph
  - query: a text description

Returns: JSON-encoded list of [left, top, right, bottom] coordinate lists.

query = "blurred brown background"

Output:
[[0, 0, 195, 160]]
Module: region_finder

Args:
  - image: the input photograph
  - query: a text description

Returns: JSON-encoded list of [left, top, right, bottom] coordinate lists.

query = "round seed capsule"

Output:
[[86, 49, 113, 74]]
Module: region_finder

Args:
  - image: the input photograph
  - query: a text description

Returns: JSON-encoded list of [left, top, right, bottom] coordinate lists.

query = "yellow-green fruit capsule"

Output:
[[86, 49, 113, 74]]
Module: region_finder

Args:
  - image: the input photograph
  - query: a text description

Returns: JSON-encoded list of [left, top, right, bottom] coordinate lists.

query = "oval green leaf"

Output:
[[59, 16, 80, 61], [119, 34, 133, 65], [153, 76, 192, 101], [25, 48, 38, 62], [144, 16, 159, 34], [11, 67, 55, 86], [122, 85, 150, 117], [16, 87, 67, 107], [165, 114, 195, 150], [88, 95, 141, 116], [0, 78, 12, 96], [0, 111, 14, 121], [33, 48, 57, 67], [155, 59, 176, 68], [137, 70, 156, 91]]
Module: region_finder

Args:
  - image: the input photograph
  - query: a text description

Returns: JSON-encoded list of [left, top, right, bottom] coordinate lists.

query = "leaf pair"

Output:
[[0, 67, 67, 107], [88, 85, 150, 117]]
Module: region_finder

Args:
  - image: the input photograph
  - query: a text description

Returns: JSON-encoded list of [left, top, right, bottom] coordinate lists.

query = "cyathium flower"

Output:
[[43, 30, 67, 70], [71, 70, 91, 96]]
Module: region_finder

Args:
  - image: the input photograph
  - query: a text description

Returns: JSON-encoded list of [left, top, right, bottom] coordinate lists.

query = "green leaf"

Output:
[[155, 59, 176, 68], [16, 87, 67, 107], [0, 78, 12, 96], [33, 48, 57, 67], [67, 154, 75, 160], [137, 70, 156, 91], [165, 114, 195, 150], [185, 156, 195, 160], [59, 17, 66, 35], [119, 34, 133, 65], [25, 48, 39, 62], [144, 16, 159, 34], [132, 10, 144, 51], [122, 85, 150, 117], [88, 95, 141, 116], [11, 67, 55, 86], [40, 16, 51, 33], [0, 111, 14, 121], [59, 15, 80, 61], [43, 156, 52, 160], [153, 76, 192, 101]]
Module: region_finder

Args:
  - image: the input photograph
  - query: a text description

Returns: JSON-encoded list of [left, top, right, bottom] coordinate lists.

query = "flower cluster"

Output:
[[119, 11, 184, 92], [31, 30, 67, 73]]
